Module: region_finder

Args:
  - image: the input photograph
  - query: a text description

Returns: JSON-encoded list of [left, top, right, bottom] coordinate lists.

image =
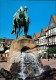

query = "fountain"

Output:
[[7, 38, 43, 80], [18, 52, 43, 80], [0, 39, 56, 80]]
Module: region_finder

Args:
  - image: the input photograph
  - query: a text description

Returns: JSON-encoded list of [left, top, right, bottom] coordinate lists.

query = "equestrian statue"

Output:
[[11, 6, 30, 39]]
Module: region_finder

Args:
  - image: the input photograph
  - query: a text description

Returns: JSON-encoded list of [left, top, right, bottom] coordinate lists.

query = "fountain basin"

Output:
[[0, 38, 44, 80]]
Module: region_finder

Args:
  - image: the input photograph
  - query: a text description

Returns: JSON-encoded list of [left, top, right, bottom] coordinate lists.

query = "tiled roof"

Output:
[[42, 27, 48, 35], [52, 15, 56, 23], [19, 36, 33, 39], [32, 37, 33, 39], [34, 33, 40, 38], [19, 36, 23, 38], [42, 28, 46, 35], [34, 15, 56, 38], [34, 26, 48, 38]]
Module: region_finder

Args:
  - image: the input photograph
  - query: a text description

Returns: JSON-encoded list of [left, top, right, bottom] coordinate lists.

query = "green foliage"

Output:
[[46, 47, 56, 54], [54, 47, 56, 53]]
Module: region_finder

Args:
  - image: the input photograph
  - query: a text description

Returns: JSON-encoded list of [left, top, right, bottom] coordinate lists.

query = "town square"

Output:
[[0, 0, 56, 80]]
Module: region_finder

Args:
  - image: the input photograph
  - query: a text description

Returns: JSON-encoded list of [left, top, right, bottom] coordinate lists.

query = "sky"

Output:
[[0, 0, 56, 39]]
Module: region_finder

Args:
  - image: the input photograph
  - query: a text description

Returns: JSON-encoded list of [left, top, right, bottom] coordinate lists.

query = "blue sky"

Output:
[[0, 0, 56, 39]]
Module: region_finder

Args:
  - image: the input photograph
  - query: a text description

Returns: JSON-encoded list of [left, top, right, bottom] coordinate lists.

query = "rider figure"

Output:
[[24, 6, 29, 23], [11, 6, 29, 38], [11, 6, 23, 34]]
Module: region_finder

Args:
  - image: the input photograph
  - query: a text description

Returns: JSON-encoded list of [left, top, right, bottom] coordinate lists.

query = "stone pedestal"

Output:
[[9, 38, 36, 56], [7, 38, 39, 70]]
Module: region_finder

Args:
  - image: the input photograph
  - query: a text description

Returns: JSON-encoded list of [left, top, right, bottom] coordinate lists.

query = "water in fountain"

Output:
[[19, 52, 44, 80], [19, 52, 26, 80]]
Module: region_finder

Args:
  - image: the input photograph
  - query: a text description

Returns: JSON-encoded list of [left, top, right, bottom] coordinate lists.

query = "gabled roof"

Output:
[[52, 15, 56, 23], [42, 27, 48, 35], [34, 33, 40, 39], [34, 27, 48, 38], [42, 28, 46, 35], [48, 15, 56, 29]]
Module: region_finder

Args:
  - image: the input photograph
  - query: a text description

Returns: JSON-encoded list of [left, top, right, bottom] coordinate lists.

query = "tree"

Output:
[[54, 47, 56, 53], [46, 47, 56, 54]]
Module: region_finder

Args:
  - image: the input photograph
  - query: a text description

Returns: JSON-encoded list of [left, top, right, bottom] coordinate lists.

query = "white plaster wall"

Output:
[[53, 28, 56, 33], [49, 30, 51, 35], [39, 36, 47, 45], [55, 36, 56, 43]]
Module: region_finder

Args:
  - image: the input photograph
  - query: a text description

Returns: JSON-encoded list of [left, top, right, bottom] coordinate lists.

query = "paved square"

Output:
[[41, 59, 56, 68]]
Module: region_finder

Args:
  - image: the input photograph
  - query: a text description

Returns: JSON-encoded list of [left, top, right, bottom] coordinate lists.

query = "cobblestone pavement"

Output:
[[0, 59, 56, 70], [41, 59, 56, 68]]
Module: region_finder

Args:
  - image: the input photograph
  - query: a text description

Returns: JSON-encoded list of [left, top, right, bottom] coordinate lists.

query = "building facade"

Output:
[[33, 15, 56, 55], [0, 38, 13, 59], [46, 15, 56, 47]]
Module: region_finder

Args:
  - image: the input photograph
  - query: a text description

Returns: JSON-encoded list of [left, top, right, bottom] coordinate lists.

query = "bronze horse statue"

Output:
[[11, 6, 30, 39]]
